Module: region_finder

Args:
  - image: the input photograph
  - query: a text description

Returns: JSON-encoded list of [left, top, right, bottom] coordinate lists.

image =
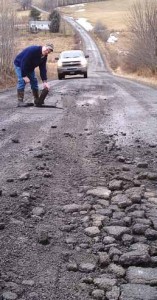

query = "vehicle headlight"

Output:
[[58, 60, 63, 67], [81, 58, 87, 67]]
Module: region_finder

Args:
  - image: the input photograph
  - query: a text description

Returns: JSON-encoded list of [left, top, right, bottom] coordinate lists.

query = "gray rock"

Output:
[[127, 266, 157, 285], [19, 173, 30, 181], [22, 280, 34, 286], [119, 250, 150, 266], [125, 187, 143, 203], [63, 203, 90, 213], [103, 236, 116, 245], [108, 263, 125, 277], [134, 218, 152, 226], [106, 286, 120, 300], [32, 207, 45, 216], [94, 275, 117, 291], [147, 172, 157, 180], [2, 292, 18, 300], [145, 228, 157, 240], [27, 292, 39, 300], [130, 243, 150, 252], [86, 187, 111, 199], [120, 283, 157, 300], [37, 230, 50, 245], [128, 210, 145, 218], [137, 162, 148, 168], [85, 226, 100, 237], [104, 226, 130, 239], [98, 252, 110, 267], [122, 232, 133, 242], [97, 199, 109, 207], [112, 211, 125, 219], [79, 263, 96, 273], [111, 194, 132, 208], [109, 180, 123, 191], [91, 289, 105, 299], [109, 247, 122, 258], [132, 224, 149, 235], [67, 263, 78, 271]]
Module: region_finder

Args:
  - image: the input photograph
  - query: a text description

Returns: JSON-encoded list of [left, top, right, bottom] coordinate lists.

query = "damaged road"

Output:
[[1, 18, 157, 300]]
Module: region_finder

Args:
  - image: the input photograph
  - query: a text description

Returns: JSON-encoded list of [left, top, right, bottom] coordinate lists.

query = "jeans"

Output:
[[14, 64, 38, 90]]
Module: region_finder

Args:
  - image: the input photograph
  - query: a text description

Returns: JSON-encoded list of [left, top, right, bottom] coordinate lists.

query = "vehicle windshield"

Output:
[[61, 51, 84, 59]]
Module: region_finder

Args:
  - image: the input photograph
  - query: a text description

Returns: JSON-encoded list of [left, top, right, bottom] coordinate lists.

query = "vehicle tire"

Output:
[[58, 74, 63, 80], [84, 72, 87, 78]]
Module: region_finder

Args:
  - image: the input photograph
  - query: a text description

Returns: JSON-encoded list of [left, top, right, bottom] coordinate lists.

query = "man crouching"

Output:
[[14, 43, 54, 107]]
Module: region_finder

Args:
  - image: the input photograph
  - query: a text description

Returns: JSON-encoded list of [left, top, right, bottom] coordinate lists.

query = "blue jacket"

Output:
[[14, 46, 47, 81]]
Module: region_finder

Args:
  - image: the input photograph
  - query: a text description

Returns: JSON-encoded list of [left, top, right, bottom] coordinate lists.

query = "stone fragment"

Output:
[[109, 247, 122, 259], [11, 138, 19, 143], [122, 234, 134, 246], [111, 194, 132, 208], [109, 180, 123, 191], [106, 286, 120, 300], [85, 226, 100, 237], [22, 280, 34, 286], [2, 291, 18, 300], [137, 162, 148, 168], [91, 289, 105, 299], [128, 210, 145, 218], [67, 263, 78, 271], [37, 230, 50, 245], [132, 224, 149, 235], [32, 207, 45, 216], [125, 187, 143, 203], [108, 263, 125, 277], [94, 275, 117, 291], [120, 283, 157, 300], [19, 173, 30, 181], [103, 236, 116, 245], [117, 156, 125, 162], [86, 187, 111, 199], [145, 228, 157, 240], [104, 226, 130, 239], [79, 263, 96, 273], [63, 203, 90, 213], [147, 172, 157, 180], [119, 250, 150, 266], [98, 252, 110, 267], [28, 292, 39, 299], [97, 199, 109, 207], [127, 266, 157, 285]]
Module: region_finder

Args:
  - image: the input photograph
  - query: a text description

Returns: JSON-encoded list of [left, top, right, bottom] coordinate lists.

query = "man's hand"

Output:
[[23, 76, 30, 83], [43, 81, 49, 90]]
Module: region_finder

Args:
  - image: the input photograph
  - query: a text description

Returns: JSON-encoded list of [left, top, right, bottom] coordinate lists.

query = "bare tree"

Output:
[[94, 21, 110, 42], [19, 0, 32, 10], [0, 0, 17, 82], [126, 0, 157, 74]]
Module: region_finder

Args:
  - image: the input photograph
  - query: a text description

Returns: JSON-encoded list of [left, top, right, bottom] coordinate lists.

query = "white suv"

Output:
[[55, 50, 89, 80]]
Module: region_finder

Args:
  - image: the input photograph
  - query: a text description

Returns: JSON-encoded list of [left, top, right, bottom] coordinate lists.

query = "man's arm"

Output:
[[39, 57, 50, 90]]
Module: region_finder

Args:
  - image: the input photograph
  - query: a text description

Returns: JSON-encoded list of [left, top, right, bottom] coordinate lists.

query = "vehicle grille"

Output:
[[62, 61, 81, 67]]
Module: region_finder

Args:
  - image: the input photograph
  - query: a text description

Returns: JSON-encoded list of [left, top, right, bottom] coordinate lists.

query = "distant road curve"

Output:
[[31, 5, 107, 73]]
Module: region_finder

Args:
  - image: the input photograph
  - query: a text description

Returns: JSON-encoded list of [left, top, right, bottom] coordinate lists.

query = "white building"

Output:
[[29, 20, 50, 32]]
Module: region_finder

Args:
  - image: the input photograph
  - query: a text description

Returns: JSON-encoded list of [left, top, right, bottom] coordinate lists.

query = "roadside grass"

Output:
[[59, 0, 132, 30]]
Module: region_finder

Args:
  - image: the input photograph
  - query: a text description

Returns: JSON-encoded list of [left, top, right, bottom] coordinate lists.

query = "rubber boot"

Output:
[[39, 88, 49, 105], [17, 90, 33, 107], [32, 89, 41, 107]]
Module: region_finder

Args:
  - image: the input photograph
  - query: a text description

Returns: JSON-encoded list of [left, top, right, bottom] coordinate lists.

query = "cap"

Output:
[[46, 43, 54, 52]]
